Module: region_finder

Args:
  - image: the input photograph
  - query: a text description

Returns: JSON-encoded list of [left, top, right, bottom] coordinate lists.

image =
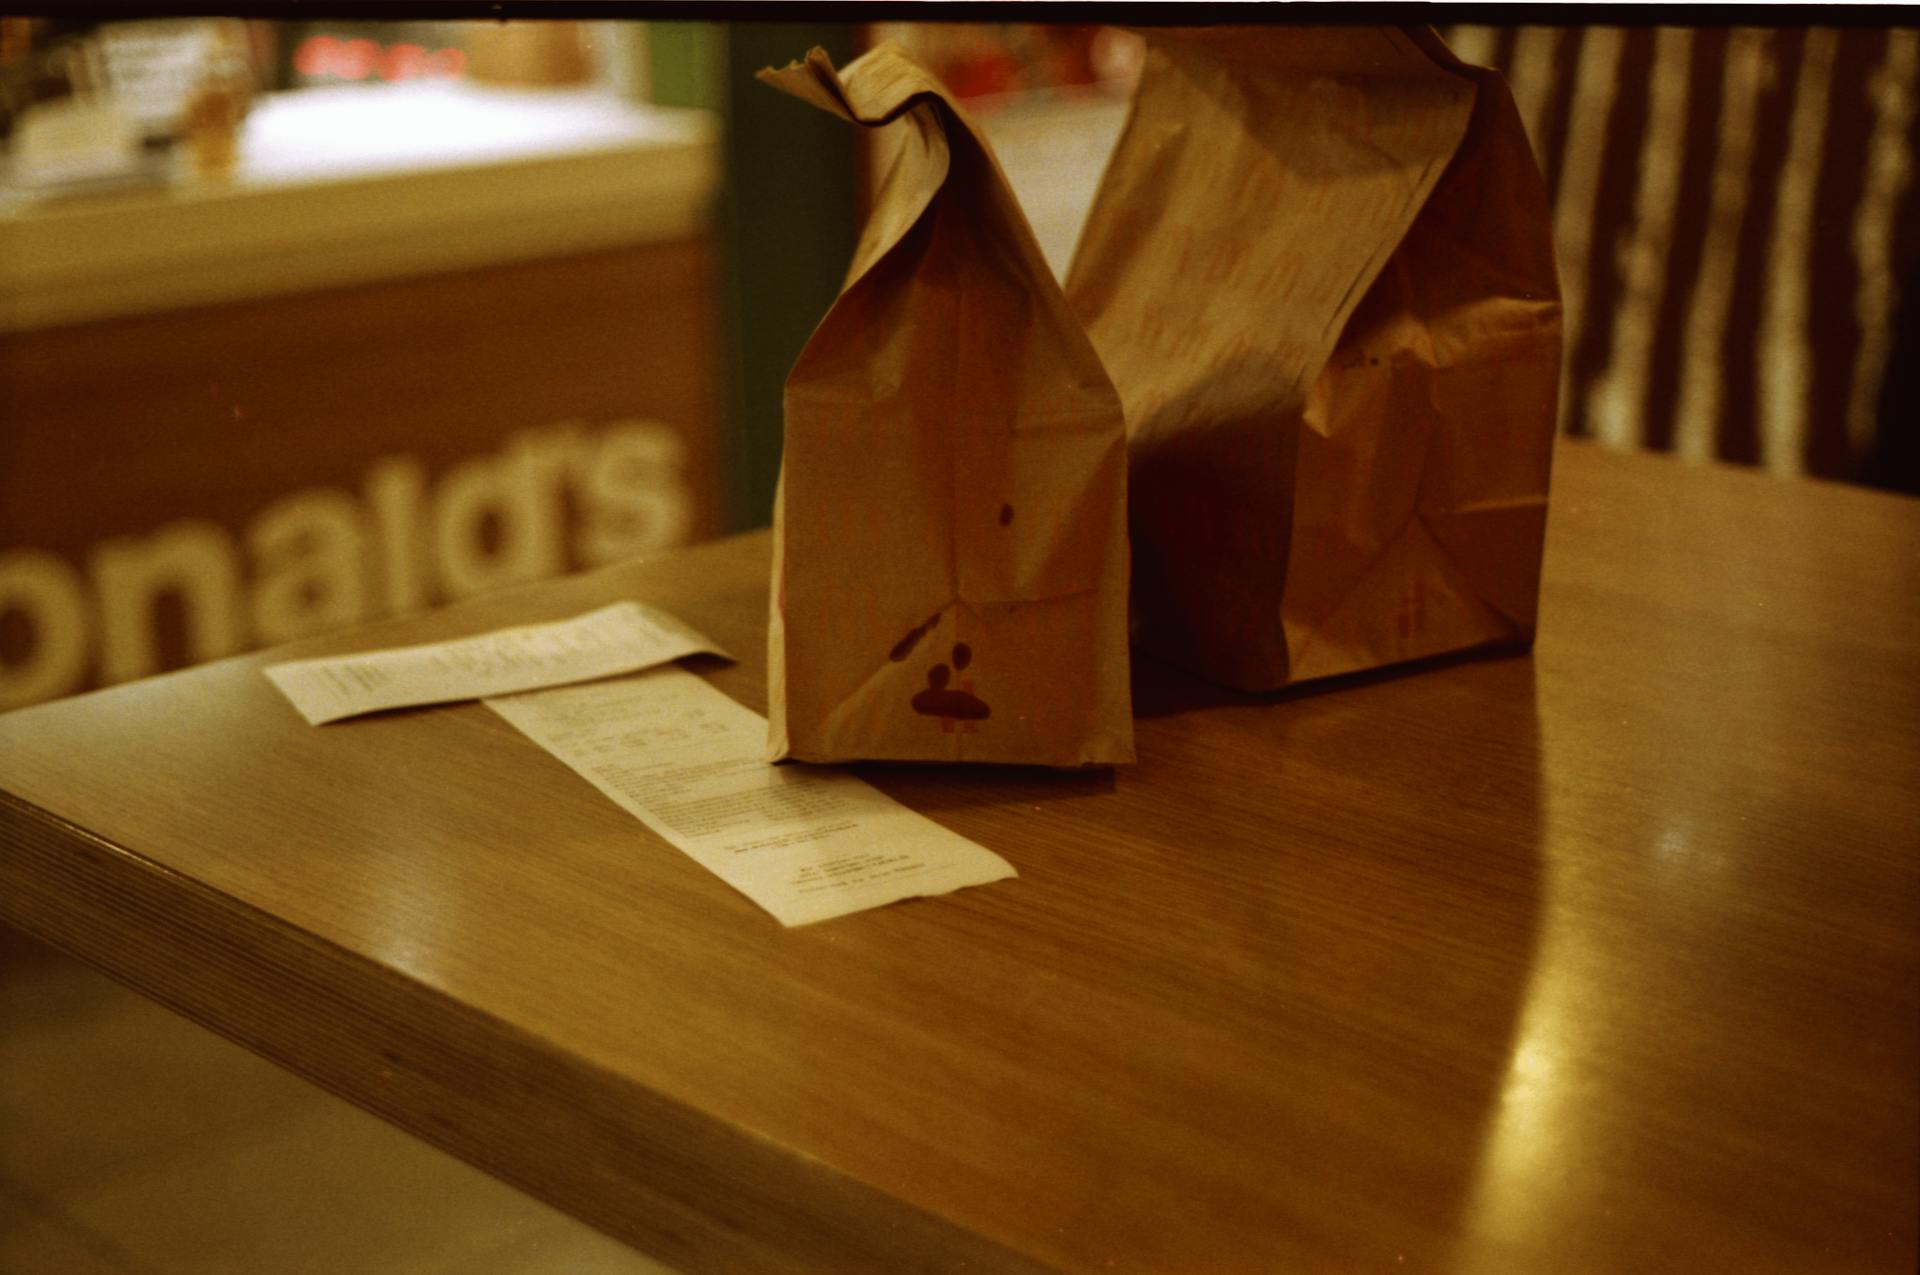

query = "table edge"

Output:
[[0, 789, 1055, 1275]]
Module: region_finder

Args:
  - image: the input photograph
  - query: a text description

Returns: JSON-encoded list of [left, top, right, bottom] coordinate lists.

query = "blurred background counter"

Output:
[[0, 19, 726, 711], [2, 80, 717, 327]]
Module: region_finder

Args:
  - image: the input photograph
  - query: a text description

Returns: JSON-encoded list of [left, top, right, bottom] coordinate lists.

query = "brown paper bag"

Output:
[[758, 45, 1134, 766], [1066, 26, 1562, 692]]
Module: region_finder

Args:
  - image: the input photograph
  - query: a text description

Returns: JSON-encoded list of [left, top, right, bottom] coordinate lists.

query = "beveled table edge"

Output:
[[0, 787, 1055, 1275]]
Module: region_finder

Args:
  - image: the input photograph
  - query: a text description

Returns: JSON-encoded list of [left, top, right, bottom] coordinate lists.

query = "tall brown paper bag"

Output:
[[759, 45, 1134, 766], [1066, 26, 1562, 693]]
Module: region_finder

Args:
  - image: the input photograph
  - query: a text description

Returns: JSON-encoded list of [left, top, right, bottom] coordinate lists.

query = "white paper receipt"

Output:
[[485, 668, 1016, 926], [264, 602, 730, 725]]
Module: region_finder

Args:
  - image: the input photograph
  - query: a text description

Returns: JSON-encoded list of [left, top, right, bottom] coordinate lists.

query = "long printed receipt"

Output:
[[264, 602, 727, 725], [486, 669, 1016, 926]]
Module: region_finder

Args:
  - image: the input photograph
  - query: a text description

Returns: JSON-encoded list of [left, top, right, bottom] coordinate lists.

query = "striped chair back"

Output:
[[1442, 25, 1919, 490]]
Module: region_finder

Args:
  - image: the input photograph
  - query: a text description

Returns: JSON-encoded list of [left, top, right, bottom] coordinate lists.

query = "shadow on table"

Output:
[[851, 755, 1118, 818], [1130, 639, 1537, 719]]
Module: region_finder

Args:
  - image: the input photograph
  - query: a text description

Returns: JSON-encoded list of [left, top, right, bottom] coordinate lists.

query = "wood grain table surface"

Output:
[[1, 440, 1915, 1274]]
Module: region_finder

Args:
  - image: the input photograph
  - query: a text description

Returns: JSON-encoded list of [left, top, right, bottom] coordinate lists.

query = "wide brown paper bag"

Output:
[[759, 45, 1134, 766], [1066, 26, 1562, 692]]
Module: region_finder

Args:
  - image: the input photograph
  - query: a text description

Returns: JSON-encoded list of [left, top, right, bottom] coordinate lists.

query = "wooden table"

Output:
[[2, 441, 1915, 1273]]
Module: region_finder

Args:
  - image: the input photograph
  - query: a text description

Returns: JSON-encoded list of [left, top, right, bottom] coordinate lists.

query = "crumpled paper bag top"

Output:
[[1067, 26, 1561, 692]]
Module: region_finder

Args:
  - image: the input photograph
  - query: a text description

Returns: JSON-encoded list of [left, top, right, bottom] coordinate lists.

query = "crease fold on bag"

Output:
[[1065, 23, 1563, 693]]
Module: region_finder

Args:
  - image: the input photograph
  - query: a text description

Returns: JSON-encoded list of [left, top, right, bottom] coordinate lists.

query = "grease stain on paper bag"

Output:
[[760, 44, 1134, 767]]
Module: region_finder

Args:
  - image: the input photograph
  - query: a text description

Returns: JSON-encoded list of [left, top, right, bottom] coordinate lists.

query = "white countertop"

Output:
[[0, 81, 721, 331]]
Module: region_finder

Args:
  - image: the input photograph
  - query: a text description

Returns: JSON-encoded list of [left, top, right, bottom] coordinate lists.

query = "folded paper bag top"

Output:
[[758, 45, 1135, 767], [1065, 26, 1563, 693]]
